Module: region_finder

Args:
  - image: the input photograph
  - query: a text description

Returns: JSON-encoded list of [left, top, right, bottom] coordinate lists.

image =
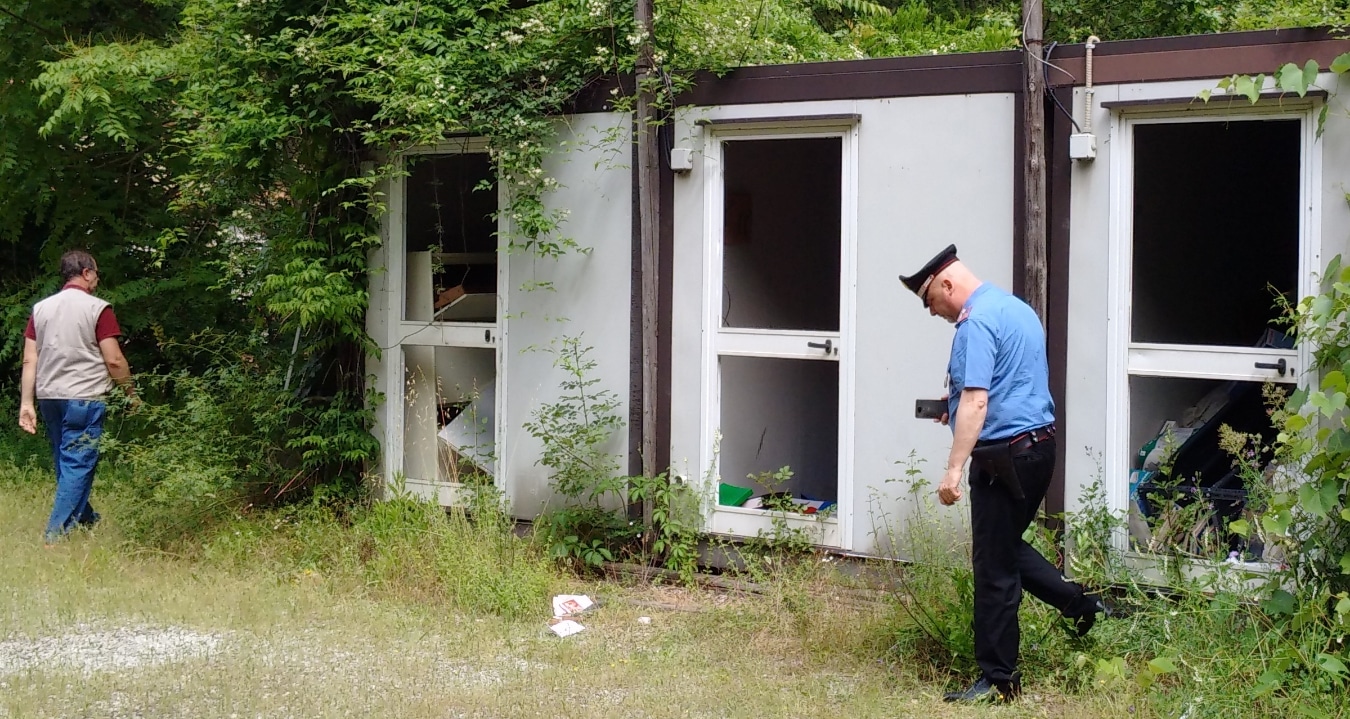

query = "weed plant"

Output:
[[868, 453, 978, 678], [525, 336, 703, 575]]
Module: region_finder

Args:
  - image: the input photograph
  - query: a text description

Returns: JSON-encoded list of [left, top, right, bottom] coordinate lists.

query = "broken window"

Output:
[[719, 356, 839, 509], [1126, 376, 1284, 560], [1131, 120, 1299, 346], [403, 345, 497, 485]]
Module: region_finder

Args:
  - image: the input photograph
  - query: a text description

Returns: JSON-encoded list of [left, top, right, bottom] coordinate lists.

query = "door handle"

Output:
[[807, 339, 833, 354], [1254, 358, 1287, 377]]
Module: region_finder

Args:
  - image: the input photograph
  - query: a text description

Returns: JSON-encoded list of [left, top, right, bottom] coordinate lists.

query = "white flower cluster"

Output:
[[586, 0, 607, 18], [520, 17, 547, 34], [502, 30, 524, 45]]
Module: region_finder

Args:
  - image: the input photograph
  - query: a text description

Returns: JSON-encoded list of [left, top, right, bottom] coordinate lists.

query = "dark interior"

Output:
[[1131, 120, 1300, 346], [405, 153, 498, 296], [721, 138, 842, 332]]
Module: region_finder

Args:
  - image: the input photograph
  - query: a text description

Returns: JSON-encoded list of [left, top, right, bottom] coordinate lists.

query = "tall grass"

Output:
[[200, 492, 559, 620]]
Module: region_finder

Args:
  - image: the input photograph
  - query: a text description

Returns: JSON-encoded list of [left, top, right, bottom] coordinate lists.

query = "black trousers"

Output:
[[969, 436, 1094, 684]]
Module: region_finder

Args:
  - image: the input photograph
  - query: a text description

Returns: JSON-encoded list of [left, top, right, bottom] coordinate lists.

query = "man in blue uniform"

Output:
[[900, 245, 1106, 703]]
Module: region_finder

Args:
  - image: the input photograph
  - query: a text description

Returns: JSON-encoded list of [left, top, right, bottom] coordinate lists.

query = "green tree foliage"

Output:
[[852, 2, 1018, 56], [0, 1, 236, 374], [1044, 0, 1219, 43]]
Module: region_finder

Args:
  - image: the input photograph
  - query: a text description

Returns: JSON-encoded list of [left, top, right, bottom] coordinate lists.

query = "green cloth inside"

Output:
[[718, 482, 754, 507]]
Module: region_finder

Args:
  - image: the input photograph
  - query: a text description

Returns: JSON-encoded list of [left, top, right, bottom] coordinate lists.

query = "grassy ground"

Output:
[[0, 467, 1203, 718]]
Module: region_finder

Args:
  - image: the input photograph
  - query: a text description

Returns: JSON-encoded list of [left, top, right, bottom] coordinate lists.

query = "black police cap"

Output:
[[898, 244, 959, 308]]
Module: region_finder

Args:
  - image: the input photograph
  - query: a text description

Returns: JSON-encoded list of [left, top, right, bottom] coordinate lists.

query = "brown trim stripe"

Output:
[[1049, 39, 1350, 88], [1101, 89, 1326, 109], [575, 29, 1347, 114]]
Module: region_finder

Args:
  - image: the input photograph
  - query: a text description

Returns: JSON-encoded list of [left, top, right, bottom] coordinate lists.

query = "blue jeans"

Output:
[[38, 399, 106, 542]]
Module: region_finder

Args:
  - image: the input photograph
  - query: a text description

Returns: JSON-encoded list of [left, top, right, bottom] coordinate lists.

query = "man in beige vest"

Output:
[[17, 250, 135, 543]]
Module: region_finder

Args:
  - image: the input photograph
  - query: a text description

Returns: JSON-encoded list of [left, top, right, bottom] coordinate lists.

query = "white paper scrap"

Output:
[[548, 619, 585, 638]]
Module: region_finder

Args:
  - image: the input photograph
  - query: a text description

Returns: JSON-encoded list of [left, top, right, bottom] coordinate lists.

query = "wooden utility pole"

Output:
[[635, 0, 659, 535], [1022, 0, 1048, 324]]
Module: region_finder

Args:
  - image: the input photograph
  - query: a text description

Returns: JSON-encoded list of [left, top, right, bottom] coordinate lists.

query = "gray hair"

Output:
[[59, 250, 97, 282]]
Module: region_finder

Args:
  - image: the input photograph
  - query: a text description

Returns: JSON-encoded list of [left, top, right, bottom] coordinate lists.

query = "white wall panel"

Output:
[[503, 112, 633, 519], [850, 94, 1017, 557], [1064, 83, 1120, 519]]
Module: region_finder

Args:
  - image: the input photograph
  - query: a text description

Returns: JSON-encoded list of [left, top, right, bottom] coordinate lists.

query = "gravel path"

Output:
[[0, 624, 226, 676], [0, 620, 545, 717]]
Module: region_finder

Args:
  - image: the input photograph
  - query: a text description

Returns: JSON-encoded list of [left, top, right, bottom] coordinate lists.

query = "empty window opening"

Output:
[[717, 356, 838, 511], [721, 138, 842, 332], [404, 153, 498, 323], [1127, 375, 1286, 561], [1131, 120, 1300, 346], [403, 346, 496, 485]]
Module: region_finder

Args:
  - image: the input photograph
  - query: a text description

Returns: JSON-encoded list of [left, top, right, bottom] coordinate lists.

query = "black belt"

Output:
[[977, 425, 1056, 454]]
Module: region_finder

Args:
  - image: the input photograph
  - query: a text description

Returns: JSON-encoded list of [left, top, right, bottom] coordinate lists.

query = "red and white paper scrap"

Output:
[[552, 594, 595, 618], [547, 595, 595, 637]]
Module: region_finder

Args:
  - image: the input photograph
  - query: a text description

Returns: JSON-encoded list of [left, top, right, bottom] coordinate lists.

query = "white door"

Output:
[[699, 124, 858, 548], [1108, 107, 1319, 558], [396, 143, 507, 504]]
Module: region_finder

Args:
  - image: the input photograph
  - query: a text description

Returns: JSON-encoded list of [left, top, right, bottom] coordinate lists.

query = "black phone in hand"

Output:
[[915, 399, 947, 420]]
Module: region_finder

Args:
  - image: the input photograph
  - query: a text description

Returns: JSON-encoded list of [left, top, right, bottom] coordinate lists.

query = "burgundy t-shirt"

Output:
[[24, 284, 122, 342]]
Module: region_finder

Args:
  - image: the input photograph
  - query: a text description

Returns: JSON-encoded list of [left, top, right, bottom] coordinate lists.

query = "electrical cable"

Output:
[[1044, 42, 1082, 133]]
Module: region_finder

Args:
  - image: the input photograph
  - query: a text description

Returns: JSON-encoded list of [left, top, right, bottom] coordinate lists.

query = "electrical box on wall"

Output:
[[1070, 133, 1097, 161], [669, 147, 694, 172]]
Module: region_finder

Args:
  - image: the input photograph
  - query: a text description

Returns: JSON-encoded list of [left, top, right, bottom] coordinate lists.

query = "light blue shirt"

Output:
[[946, 283, 1056, 441]]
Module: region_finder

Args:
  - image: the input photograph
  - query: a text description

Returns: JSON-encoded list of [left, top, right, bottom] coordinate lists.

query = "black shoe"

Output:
[[1070, 595, 1112, 637], [942, 676, 1020, 703]]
